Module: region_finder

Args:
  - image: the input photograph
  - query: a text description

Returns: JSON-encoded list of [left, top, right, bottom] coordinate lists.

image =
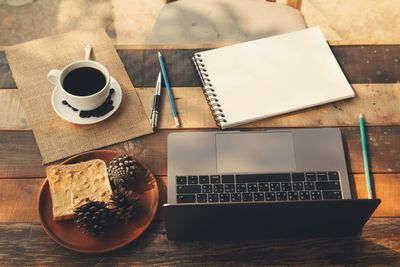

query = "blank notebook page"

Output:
[[194, 27, 354, 129]]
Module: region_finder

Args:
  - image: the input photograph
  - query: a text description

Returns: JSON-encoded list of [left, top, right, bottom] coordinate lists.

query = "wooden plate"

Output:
[[37, 150, 159, 254]]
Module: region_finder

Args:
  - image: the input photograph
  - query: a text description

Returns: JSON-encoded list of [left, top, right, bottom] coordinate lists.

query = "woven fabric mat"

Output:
[[6, 29, 153, 164]]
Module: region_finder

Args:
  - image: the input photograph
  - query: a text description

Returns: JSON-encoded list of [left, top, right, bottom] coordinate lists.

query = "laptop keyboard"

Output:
[[176, 172, 343, 203]]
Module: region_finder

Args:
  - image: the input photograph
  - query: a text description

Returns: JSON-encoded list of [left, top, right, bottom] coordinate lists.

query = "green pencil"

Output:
[[359, 113, 373, 199]]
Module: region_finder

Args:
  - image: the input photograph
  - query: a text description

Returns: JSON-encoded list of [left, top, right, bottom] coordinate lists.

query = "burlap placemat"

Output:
[[6, 29, 153, 164]]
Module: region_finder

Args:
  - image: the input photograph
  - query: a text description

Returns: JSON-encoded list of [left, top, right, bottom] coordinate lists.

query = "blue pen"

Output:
[[359, 113, 373, 199], [158, 51, 180, 128]]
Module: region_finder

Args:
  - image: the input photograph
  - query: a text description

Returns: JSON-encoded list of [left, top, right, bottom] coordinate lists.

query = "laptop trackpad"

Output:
[[216, 132, 296, 173]]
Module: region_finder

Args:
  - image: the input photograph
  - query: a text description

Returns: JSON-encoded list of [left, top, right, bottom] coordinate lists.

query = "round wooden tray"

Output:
[[37, 150, 159, 254]]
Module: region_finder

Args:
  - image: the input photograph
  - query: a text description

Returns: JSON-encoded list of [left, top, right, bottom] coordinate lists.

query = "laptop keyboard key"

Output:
[[221, 175, 234, 183], [292, 173, 305, 181], [281, 182, 292, 191], [210, 175, 221, 184], [265, 173, 291, 182], [236, 184, 247, 192], [311, 191, 322, 200], [236, 174, 264, 183], [208, 193, 219, 202], [199, 175, 210, 184], [299, 191, 310, 200], [201, 185, 212, 193], [219, 193, 230, 202], [231, 193, 242, 202], [225, 184, 235, 193], [317, 172, 328, 181], [323, 191, 343, 200], [176, 176, 187, 184], [270, 182, 281, 191], [188, 176, 199, 184], [316, 181, 341, 190], [213, 184, 224, 193], [242, 193, 253, 201], [304, 182, 315, 190], [265, 192, 276, 201], [236, 173, 290, 183], [247, 183, 258, 192], [328, 171, 339, 181], [177, 185, 201, 194], [293, 182, 304, 191], [266, 173, 291, 182], [196, 194, 207, 203], [254, 193, 265, 201], [306, 172, 317, 181], [276, 192, 288, 201], [258, 183, 269, 192], [177, 194, 195, 203], [288, 191, 299, 200]]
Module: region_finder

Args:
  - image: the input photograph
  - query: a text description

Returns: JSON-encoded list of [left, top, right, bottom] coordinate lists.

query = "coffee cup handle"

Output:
[[47, 69, 61, 85], [85, 45, 92, 60]]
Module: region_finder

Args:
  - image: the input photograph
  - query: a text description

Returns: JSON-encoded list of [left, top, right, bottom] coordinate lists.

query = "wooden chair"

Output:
[[149, 0, 306, 44], [268, 0, 302, 10]]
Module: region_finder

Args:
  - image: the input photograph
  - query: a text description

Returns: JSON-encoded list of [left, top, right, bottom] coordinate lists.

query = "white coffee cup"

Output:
[[47, 45, 110, 111]]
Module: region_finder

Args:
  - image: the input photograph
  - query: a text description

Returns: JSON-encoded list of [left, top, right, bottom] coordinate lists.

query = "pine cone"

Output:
[[108, 155, 137, 188], [74, 200, 113, 238], [110, 187, 140, 224]]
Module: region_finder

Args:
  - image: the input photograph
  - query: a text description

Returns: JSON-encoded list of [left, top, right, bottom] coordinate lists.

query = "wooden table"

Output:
[[0, 43, 399, 266]]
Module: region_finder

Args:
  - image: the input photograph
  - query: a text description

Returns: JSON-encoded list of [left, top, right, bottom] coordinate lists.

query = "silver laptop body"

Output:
[[167, 128, 352, 204]]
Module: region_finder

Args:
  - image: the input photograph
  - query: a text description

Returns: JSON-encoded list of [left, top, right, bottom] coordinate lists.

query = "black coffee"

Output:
[[63, 67, 106, 96]]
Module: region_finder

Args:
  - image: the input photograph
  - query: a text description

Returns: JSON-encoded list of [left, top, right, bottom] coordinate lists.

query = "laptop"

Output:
[[164, 128, 380, 240]]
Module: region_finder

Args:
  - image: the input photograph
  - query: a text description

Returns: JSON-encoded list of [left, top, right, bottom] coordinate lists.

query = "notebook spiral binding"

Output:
[[193, 54, 227, 127]]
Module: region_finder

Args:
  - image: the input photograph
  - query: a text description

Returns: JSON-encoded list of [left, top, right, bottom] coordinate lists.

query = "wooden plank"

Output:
[[0, 173, 398, 224], [331, 45, 400, 84], [353, 174, 400, 217], [0, 130, 169, 178], [115, 42, 400, 48], [0, 90, 28, 130], [117, 48, 205, 88], [0, 130, 168, 179], [0, 177, 167, 224], [329, 40, 400, 46], [118, 45, 400, 86], [0, 131, 44, 178], [287, 0, 302, 10], [137, 84, 400, 129], [115, 41, 400, 48], [1, 126, 400, 178], [2, 84, 400, 130], [0, 178, 43, 223], [2, 42, 397, 52], [0, 219, 399, 265], [0, 51, 16, 89], [1, 45, 400, 88], [114, 44, 224, 50]]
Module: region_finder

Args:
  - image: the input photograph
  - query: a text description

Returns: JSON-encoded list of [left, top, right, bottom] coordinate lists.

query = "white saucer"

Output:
[[51, 76, 122, 125]]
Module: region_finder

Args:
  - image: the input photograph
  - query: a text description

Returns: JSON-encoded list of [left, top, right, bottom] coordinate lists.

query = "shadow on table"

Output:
[[3, 220, 398, 266], [113, 224, 400, 266]]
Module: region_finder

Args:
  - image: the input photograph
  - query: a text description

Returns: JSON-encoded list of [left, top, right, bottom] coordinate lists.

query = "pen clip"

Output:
[[156, 72, 162, 91]]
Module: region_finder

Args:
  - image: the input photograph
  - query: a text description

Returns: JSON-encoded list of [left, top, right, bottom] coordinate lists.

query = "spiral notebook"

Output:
[[193, 27, 354, 129]]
